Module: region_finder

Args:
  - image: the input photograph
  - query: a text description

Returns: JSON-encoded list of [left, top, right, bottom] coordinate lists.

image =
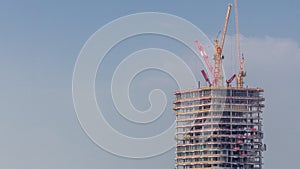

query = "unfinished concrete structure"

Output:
[[173, 87, 265, 169], [173, 2, 266, 169]]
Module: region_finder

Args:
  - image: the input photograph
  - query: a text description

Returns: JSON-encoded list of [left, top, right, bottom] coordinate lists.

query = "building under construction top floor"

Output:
[[173, 87, 266, 169]]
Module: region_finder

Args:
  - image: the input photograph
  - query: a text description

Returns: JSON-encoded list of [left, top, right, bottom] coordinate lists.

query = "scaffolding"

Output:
[[174, 87, 266, 169]]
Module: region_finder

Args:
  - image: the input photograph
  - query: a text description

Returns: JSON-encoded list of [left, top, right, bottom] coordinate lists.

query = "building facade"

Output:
[[174, 87, 265, 169]]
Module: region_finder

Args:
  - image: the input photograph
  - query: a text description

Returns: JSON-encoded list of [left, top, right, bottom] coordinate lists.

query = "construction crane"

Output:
[[234, 0, 241, 66], [214, 3, 232, 87], [226, 74, 236, 87], [234, 0, 246, 88], [195, 40, 214, 81], [201, 70, 212, 87], [237, 54, 246, 88]]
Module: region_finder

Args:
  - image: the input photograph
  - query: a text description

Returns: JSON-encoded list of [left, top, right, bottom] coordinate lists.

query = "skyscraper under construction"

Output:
[[173, 2, 266, 169]]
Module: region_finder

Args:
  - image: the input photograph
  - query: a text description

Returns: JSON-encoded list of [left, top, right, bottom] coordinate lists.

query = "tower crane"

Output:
[[234, 0, 246, 88], [214, 3, 232, 87], [237, 54, 246, 88], [234, 0, 241, 65], [226, 74, 236, 87], [201, 70, 212, 87], [195, 40, 214, 82], [195, 4, 233, 87]]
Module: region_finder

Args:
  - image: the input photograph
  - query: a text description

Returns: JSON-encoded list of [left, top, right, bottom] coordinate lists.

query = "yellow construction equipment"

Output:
[[214, 3, 232, 87], [234, 0, 247, 88], [237, 54, 246, 88]]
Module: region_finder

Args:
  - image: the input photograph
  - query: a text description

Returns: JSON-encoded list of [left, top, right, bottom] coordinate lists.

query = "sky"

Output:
[[1, 0, 300, 169]]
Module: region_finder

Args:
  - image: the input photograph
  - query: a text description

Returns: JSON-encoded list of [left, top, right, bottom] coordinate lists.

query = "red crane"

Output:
[[195, 40, 215, 83], [226, 74, 236, 87], [201, 70, 212, 87]]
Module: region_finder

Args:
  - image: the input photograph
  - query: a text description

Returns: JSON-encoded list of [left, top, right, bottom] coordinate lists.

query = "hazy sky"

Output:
[[1, 0, 299, 169]]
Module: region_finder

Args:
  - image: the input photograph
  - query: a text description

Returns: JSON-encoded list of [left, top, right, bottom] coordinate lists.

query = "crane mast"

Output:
[[234, 0, 241, 65], [237, 55, 246, 88], [214, 3, 232, 87], [234, 0, 246, 88]]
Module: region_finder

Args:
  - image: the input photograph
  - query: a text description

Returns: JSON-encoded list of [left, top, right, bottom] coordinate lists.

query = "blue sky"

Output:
[[1, 0, 299, 169]]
